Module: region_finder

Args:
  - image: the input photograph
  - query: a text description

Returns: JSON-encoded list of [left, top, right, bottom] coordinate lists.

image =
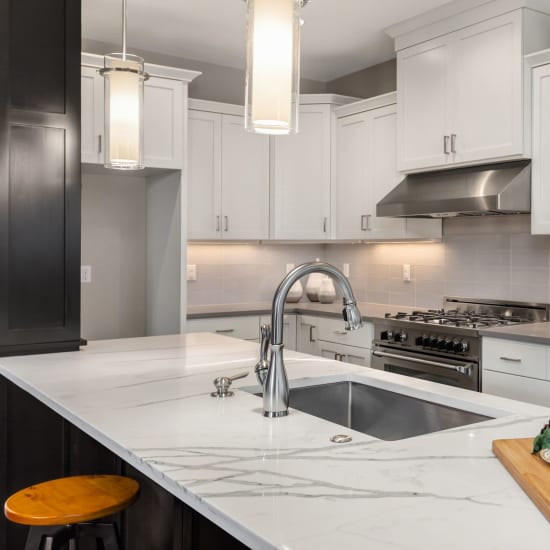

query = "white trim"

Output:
[[334, 92, 397, 119], [525, 48, 550, 69], [299, 93, 359, 106], [188, 99, 244, 116], [386, 1, 550, 51], [81, 52, 201, 83]]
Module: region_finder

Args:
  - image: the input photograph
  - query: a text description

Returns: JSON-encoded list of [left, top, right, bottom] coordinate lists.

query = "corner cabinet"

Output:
[[81, 53, 196, 170], [396, 9, 550, 172], [334, 94, 441, 241], [187, 100, 270, 240], [529, 50, 550, 234]]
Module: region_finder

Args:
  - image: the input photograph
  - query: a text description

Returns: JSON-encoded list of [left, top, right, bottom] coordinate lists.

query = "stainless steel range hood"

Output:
[[376, 160, 531, 218]]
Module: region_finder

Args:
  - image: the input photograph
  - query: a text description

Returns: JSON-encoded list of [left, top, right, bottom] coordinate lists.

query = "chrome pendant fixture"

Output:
[[100, 0, 148, 170], [244, 0, 308, 135]]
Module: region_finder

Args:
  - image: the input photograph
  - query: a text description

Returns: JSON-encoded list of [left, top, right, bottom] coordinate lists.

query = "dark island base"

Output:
[[0, 377, 250, 550]]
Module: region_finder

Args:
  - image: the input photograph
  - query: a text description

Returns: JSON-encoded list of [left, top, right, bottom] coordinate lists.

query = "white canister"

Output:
[[286, 279, 303, 303]]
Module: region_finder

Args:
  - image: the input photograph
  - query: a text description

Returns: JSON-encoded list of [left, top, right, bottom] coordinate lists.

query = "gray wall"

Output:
[[81, 171, 147, 340], [82, 38, 327, 104], [326, 59, 397, 99]]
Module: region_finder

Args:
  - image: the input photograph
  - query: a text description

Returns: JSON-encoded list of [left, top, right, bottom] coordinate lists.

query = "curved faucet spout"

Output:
[[263, 262, 362, 418]]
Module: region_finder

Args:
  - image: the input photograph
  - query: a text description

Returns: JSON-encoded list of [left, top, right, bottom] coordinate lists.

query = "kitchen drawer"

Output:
[[482, 337, 547, 379], [318, 341, 371, 367], [312, 315, 373, 348], [186, 315, 259, 341], [483, 370, 550, 407]]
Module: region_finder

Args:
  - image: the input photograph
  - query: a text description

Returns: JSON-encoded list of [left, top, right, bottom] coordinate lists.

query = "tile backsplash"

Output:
[[187, 215, 550, 308]]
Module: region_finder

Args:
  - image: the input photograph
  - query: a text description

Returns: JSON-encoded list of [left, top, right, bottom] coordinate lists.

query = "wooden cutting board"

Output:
[[493, 437, 550, 521]]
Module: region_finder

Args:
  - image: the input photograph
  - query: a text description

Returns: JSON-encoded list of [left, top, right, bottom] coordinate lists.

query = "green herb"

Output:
[[532, 419, 550, 454]]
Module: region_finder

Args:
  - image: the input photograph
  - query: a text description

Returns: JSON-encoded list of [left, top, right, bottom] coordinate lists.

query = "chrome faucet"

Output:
[[262, 262, 362, 418]]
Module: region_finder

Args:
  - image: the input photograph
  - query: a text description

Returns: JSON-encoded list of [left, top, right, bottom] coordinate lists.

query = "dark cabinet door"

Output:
[[0, 0, 81, 355]]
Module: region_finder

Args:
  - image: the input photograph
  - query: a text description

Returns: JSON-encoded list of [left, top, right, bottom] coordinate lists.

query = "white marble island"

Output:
[[1, 333, 549, 549]]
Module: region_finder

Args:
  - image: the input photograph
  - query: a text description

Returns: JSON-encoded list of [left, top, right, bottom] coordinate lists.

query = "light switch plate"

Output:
[[81, 265, 92, 284], [187, 264, 197, 281], [286, 263, 295, 274], [343, 263, 350, 277], [403, 264, 411, 283]]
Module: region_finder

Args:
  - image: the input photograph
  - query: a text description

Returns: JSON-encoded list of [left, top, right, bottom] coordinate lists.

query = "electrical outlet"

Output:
[[286, 263, 295, 274], [403, 264, 411, 283], [187, 264, 197, 281], [343, 263, 350, 278], [81, 265, 92, 284]]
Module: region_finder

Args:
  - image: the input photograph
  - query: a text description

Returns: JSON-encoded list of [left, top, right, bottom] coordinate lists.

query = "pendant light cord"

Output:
[[122, 0, 127, 60]]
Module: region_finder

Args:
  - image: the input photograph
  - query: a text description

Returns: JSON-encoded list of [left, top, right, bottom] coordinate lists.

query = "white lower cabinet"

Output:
[[259, 314, 296, 352], [482, 336, 550, 406], [296, 314, 373, 366], [186, 315, 260, 342]]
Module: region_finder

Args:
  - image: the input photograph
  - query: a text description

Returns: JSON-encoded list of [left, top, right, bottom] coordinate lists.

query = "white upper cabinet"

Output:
[[188, 103, 270, 240], [81, 55, 195, 169], [335, 95, 442, 241], [271, 103, 333, 240], [529, 52, 550, 234], [143, 76, 184, 169], [397, 37, 452, 172], [396, 9, 550, 173], [81, 65, 104, 164]]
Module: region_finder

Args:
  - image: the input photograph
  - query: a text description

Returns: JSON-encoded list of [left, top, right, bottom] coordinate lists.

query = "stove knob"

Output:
[[395, 331, 408, 343], [438, 338, 448, 350], [422, 336, 431, 347], [415, 336, 424, 346], [446, 339, 455, 352], [453, 340, 469, 353], [429, 337, 439, 348], [381, 330, 394, 341], [460, 340, 470, 353]]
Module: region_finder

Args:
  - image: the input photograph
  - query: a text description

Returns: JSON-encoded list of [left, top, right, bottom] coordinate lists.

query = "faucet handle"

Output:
[[255, 324, 271, 386], [211, 372, 249, 398]]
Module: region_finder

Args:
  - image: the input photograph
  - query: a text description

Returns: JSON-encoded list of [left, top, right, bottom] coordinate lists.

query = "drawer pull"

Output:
[[499, 356, 522, 363], [215, 329, 235, 334], [333, 331, 347, 336]]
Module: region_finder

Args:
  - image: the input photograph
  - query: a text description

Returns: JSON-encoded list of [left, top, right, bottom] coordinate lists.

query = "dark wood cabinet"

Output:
[[0, 0, 81, 356]]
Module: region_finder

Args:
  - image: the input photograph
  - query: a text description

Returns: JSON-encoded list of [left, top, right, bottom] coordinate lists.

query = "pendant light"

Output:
[[100, 0, 148, 170], [244, 0, 308, 135]]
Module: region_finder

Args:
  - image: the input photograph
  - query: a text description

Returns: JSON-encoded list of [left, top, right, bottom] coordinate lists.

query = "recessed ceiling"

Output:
[[82, 0, 454, 81]]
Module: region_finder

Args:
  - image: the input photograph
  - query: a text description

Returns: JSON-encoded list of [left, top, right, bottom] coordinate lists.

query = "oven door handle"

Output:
[[372, 351, 473, 376]]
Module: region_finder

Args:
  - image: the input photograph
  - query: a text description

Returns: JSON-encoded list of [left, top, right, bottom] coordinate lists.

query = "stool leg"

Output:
[[25, 527, 45, 550], [79, 523, 121, 550]]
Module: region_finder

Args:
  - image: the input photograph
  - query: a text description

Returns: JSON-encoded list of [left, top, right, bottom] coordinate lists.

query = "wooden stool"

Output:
[[4, 475, 140, 550]]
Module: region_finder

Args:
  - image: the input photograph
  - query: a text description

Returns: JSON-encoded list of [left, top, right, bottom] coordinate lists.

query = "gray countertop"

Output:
[[480, 322, 550, 345]]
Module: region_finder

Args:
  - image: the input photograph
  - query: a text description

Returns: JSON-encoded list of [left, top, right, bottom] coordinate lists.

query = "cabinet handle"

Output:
[[361, 215, 368, 231], [215, 329, 235, 334], [450, 134, 457, 154], [98, 134, 102, 154], [333, 331, 347, 336], [323, 217, 328, 233], [216, 216, 220, 232], [301, 323, 317, 342], [499, 356, 522, 363], [224, 216, 229, 232], [366, 214, 371, 231], [443, 135, 450, 155]]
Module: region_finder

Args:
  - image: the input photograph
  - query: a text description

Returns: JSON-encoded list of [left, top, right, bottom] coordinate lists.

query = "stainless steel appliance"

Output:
[[371, 297, 548, 391]]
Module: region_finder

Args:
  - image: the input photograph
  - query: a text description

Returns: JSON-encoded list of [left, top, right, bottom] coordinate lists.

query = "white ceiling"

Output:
[[82, 0, 454, 81]]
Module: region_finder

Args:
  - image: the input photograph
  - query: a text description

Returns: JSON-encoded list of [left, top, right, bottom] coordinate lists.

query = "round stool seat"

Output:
[[4, 475, 139, 526]]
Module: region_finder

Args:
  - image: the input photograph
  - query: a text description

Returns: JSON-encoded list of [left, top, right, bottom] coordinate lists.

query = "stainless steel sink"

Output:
[[253, 381, 492, 440]]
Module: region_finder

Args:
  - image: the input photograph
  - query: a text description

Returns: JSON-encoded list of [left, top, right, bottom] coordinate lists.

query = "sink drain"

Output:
[[330, 434, 352, 444]]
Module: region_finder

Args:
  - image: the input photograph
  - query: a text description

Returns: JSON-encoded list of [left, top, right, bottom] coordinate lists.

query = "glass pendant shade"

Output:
[[102, 53, 146, 170], [245, 0, 301, 135]]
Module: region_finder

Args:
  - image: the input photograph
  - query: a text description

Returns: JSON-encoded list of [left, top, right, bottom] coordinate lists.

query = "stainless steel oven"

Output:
[[371, 343, 479, 391]]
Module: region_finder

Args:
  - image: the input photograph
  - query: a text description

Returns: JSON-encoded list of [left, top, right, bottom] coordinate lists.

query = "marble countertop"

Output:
[[480, 322, 550, 345], [1, 333, 549, 549], [187, 301, 417, 321]]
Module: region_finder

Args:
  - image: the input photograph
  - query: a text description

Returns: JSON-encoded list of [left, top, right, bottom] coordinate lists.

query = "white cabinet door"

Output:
[[367, 106, 407, 239], [187, 111, 222, 240], [453, 12, 523, 165], [397, 37, 452, 172], [221, 115, 270, 240], [483, 370, 550, 407], [318, 341, 371, 367], [144, 77, 183, 169], [296, 315, 321, 356], [81, 66, 104, 164], [531, 63, 550, 234], [186, 315, 260, 341], [260, 314, 296, 351], [335, 112, 371, 239], [271, 105, 332, 240]]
